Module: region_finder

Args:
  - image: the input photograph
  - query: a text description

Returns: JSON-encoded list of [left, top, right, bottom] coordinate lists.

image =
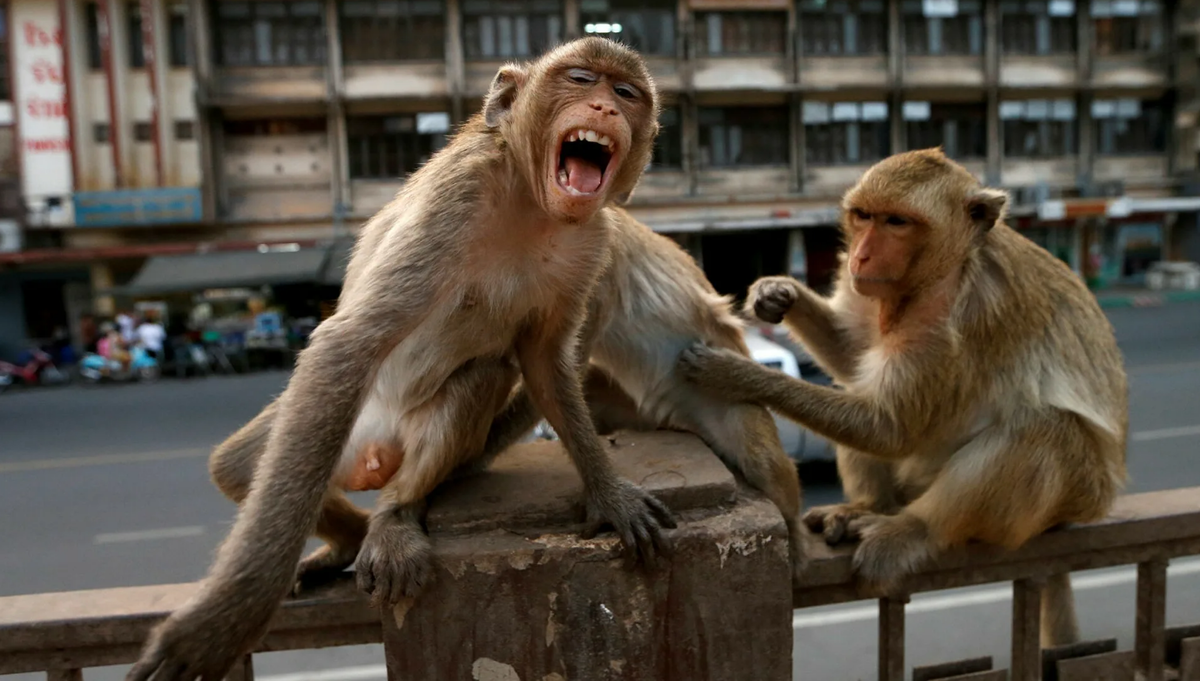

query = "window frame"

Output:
[[213, 0, 328, 67], [346, 113, 451, 180], [1000, 98, 1078, 158], [461, 0, 564, 61], [340, 0, 446, 63], [580, 0, 676, 57], [696, 105, 791, 169], [803, 100, 891, 166], [799, 0, 887, 56], [693, 10, 789, 57]]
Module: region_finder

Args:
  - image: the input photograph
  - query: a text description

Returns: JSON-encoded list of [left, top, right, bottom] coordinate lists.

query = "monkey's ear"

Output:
[[483, 65, 527, 129], [967, 187, 1008, 232]]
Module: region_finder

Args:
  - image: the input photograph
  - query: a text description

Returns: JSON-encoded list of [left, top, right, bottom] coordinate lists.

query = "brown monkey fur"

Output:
[[210, 204, 806, 581], [128, 38, 677, 681], [678, 148, 1128, 647]]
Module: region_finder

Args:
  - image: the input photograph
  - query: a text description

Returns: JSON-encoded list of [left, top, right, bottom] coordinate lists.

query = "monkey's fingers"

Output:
[[126, 645, 169, 681], [355, 563, 377, 601], [645, 495, 678, 530], [631, 523, 658, 571], [801, 508, 828, 534], [147, 658, 192, 681], [580, 517, 609, 540]]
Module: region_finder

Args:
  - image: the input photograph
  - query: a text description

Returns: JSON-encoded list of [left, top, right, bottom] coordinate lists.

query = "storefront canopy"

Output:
[[118, 247, 333, 295]]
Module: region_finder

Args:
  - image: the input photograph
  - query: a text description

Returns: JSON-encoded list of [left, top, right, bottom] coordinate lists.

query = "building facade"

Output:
[[0, 0, 1198, 354]]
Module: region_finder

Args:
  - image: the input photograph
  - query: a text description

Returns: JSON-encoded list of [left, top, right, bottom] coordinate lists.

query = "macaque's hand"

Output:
[[677, 343, 767, 403], [582, 479, 676, 569], [354, 509, 433, 606], [747, 276, 803, 325], [127, 599, 265, 681]]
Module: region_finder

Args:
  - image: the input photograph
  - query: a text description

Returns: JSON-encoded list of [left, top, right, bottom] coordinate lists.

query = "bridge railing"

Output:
[[3, 436, 1199, 681]]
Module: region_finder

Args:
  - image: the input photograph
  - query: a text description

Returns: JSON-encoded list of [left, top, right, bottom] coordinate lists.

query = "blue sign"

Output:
[[73, 187, 203, 227]]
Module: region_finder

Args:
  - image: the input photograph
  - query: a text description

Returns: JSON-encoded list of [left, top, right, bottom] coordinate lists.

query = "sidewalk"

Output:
[[1094, 287, 1200, 309]]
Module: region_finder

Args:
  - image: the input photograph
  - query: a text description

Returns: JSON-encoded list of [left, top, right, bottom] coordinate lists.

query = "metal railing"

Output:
[[4, 486, 1200, 681]]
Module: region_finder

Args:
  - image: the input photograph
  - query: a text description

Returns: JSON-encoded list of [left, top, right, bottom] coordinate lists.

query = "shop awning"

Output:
[[119, 247, 332, 295]]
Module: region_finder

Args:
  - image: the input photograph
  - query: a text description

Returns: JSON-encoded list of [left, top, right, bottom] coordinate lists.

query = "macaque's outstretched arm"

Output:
[[128, 257, 441, 681], [745, 276, 863, 384]]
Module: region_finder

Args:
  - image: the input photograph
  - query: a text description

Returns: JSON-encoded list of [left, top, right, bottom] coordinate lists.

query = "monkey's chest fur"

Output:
[[338, 218, 612, 489]]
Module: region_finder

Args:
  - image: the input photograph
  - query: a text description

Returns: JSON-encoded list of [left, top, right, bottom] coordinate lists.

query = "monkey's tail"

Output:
[[1040, 571, 1080, 648]]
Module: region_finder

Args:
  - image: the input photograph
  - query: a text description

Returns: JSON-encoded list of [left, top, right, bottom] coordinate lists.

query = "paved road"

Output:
[[1, 302, 1198, 681]]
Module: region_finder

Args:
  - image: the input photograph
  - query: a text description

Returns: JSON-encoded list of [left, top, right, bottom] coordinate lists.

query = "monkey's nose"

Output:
[[588, 101, 619, 116]]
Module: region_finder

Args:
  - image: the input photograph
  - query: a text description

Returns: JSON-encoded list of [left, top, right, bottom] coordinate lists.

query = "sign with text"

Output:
[[11, 0, 73, 224], [73, 187, 203, 227]]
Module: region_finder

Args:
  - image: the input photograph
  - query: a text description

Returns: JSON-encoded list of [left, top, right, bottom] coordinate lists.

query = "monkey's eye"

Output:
[[614, 83, 639, 100], [851, 208, 871, 221], [885, 215, 909, 227], [568, 69, 598, 84]]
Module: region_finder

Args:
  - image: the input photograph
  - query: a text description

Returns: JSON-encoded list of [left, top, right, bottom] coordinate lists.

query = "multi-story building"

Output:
[[0, 0, 1197, 354]]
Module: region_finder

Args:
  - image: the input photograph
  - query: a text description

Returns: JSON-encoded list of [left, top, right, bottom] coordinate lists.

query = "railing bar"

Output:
[[1012, 578, 1042, 681], [879, 596, 908, 681], [46, 669, 83, 681], [1135, 558, 1168, 681]]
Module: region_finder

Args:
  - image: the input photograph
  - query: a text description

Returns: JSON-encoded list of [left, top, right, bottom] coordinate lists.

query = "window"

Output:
[[340, 0, 445, 63], [85, 3, 102, 69], [800, 0, 887, 56], [903, 0, 983, 55], [462, 0, 562, 60], [804, 101, 891, 165], [222, 117, 327, 136], [133, 121, 153, 142], [1001, 99, 1077, 157], [174, 120, 195, 140], [169, 3, 189, 66], [94, 122, 111, 144], [215, 1, 326, 66], [347, 113, 450, 179], [903, 101, 986, 159], [580, 0, 675, 56], [128, 2, 145, 67], [694, 12, 787, 56], [1093, 0, 1163, 54], [1000, 0, 1076, 54], [652, 106, 682, 169], [697, 106, 789, 168], [1094, 98, 1166, 154]]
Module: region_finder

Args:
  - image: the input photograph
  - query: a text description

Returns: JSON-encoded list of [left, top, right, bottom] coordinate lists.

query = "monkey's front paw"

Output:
[[127, 602, 262, 681], [582, 480, 677, 570], [802, 503, 874, 545], [850, 514, 931, 597], [748, 277, 802, 325], [355, 515, 434, 606]]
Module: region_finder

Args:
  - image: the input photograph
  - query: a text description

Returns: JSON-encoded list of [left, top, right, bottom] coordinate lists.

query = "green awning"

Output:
[[119, 247, 331, 295]]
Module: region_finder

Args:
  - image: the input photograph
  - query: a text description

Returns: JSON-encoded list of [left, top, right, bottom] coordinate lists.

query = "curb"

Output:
[[1096, 290, 1200, 309]]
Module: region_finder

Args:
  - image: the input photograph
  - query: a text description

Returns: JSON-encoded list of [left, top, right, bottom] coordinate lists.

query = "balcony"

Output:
[[343, 63, 451, 100], [1000, 55, 1080, 88]]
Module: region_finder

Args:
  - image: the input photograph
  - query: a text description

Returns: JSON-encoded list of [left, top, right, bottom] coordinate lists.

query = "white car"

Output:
[[531, 328, 836, 462]]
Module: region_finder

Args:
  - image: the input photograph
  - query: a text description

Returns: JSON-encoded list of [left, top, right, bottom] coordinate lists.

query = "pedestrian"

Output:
[[135, 313, 167, 361]]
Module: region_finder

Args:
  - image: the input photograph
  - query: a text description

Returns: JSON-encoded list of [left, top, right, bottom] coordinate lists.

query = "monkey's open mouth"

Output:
[[556, 129, 616, 196]]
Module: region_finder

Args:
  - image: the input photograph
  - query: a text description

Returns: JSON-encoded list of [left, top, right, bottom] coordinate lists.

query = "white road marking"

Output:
[[256, 665, 388, 681], [94, 526, 206, 544], [792, 556, 1200, 629], [0, 447, 208, 474], [1132, 425, 1200, 442]]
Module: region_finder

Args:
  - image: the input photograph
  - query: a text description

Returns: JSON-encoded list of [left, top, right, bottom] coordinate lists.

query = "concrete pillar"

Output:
[[325, 0, 347, 225], [188, 0, 218, 219], [446, 0, 465, 124], [381, 432, 793, 681], [90, 264, 115, 316], [681, 94, 698, 197]]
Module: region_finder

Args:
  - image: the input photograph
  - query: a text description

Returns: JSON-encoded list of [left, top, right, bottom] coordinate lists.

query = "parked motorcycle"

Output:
[[0, 348, 71, 389], [77, 346, 161, 384], [0, 372, 12, 394]]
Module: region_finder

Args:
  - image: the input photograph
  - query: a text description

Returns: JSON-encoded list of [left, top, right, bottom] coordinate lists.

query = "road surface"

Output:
[[1, 302, 1198, 681]]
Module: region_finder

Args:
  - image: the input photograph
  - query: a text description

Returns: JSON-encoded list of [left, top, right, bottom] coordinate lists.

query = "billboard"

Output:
[[73, 187, 203, 227], [11, 0, 74, 225]]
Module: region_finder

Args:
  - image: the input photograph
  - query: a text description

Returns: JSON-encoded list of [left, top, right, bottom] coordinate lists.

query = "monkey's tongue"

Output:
[[564, 156, 603, 193]]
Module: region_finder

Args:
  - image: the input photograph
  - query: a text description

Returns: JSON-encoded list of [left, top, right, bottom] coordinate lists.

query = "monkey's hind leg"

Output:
[[677, 400, 805, 573], [1041, 571, 1080, 647], [356, 359, 517, 604], [207, 397, 370, 594], [804, 446, 902, 546]]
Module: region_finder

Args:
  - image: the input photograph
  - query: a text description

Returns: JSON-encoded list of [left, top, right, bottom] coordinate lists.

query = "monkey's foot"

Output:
[[676, 344, 764, 401], [747, 276, 802, 325], [848, 513, 931, 597], [355, 512, 434, 606], [292, 542, 361, 596], [802, 503, 876, 545]]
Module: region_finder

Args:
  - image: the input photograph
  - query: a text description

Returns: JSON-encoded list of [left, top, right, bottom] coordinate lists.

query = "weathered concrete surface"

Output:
[[387, 431, 793, 681]]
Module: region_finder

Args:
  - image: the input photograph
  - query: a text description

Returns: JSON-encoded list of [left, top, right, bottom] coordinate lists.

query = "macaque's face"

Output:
[[842, 206, 924, 299], [511, 39, 658, 224]]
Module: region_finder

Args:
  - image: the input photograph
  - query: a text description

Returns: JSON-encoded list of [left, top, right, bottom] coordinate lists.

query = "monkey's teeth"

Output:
[[597, 135, 612, 148], [558, 168, 569, 185], [567, 132, 578, 142], [585, 130, 598, 142]]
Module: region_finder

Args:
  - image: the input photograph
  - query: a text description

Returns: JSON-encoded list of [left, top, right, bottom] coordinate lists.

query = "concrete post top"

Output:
[[426, 430, 740, 535]]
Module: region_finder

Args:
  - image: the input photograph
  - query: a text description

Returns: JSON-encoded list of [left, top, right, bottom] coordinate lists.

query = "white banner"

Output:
[[12, 0, 73, 224]]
